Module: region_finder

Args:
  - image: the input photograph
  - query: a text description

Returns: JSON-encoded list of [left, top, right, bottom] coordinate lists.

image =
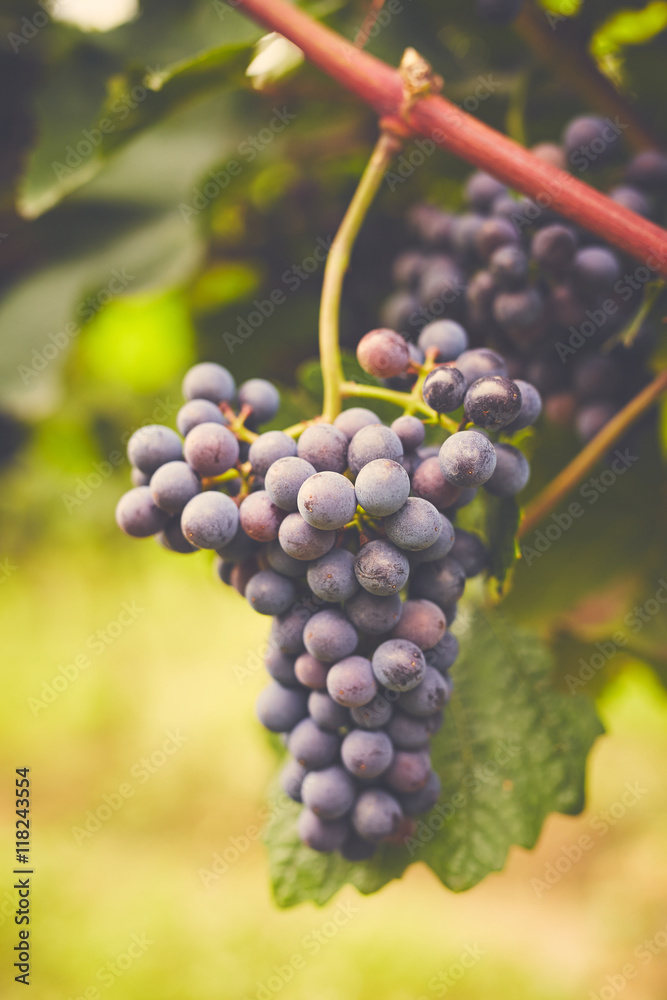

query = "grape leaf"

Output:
[[264, 608, 603, 907]]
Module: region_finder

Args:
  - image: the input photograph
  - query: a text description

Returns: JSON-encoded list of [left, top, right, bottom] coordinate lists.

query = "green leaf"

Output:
[[265, 609, 603, 907]]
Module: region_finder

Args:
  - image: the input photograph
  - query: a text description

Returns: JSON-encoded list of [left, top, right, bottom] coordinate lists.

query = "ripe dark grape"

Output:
[[347, 424, 403, 476], [298, 810, 348, 852], [354, 459, 411, 516], [288, 717, 340, 768], [355, 539, 410, 596], [449, 529, 487, 578], [248, 431, 297, 477], [182, 362, 235, 404], [384, 497, 442, 551], [301, 766, 356, 820], [327, 655, 377, 708], [390, 415, 425, 453], [463, 376, 522, 430], [278, 513, 336, 560], [427, 631, 459, 673], [389, 599, 447, 650], [266, 540, 307, 578], [307, 548, 359, 603], [340, 832, 378, 861], [271, 606, 312, 655], [454, 348, 508, 386], [333, 407, 381, 440], [489, 244, 528, 288], [184, 422, 239, 477], [386, 712, 430, 750], [158, 517, 198, 553], [465, 171, 506, 211], [116, 487, 169, 537], [350, 693, 394, 730], [422, 366, 467, 414], [294, 653, 328, 690], [439, 430, 497, 487], [417, 320, 468, 361], [216, 523, 258, 563], [572, 246, 621, 297], [341, 729, 394, 779], [256, 682, 308, 733], [281, 758, 307, 802], [475, 217, 518, 259], [181, 491, 239, 549], [150, 461, 201, 515], [357, 328, 410, 378], [384, 750, 431, 793], [177, 399, 226, 437], [398, 666, 450, 717], [411, 456, 462, 510], [484, 443, 530, 497], [503, 379, 542, 432], [563, 115, 613, 168], [297, 423, 348, 473], [264, 456, 317, 512], [245, 569, 296, 615], [352, 789, 402, 841], [127, 425, 183, 476], [238, 378, 280, 424], [372, 638, 426, 692], [531, 224, 577, 273], [400, 770, 442, 815], [303, 609, 358, 663], [411, 555, 466, 608], [307, 690, 350, 732], [264, 647, 298, 686], [239, 491, 285, 542], [625, 150, 667, 189], [344, 591, 403, 635], [297, 471, 357, 530]]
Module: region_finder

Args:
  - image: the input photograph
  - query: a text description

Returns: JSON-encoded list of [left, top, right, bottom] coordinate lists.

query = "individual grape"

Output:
[[357, 328, 410, 378], [307, 548, 359, 603], [266, 540, 307, 578], [390, 415, 425, 453], [301, 766, 356, 820], [297, 471, 357, 530], [116, 487, 169, 538], [398, 666, 449, 716], [427, 631, 459, 673], [344, 591, 403, 636], [294, 653, 328, 689], [264, 456, 317, 512], [350, 693, 394, 730], [572, 246, 621, 296], [182, 362, 235, 404], [384, 750, 431, 793], [386, 712, 430, 750], [407, 513, 456, 566], [130, 467, 150, 487], [476, 0, 523, 24], [340, 832, 378, 861], [157, 516, 198, 553], [489, 244, 528, 288], [303, 609, 358, 663], [297, 424, 348, 473], [450, 528, 487, 577], [181, 491, 239, 549], [238, 378, 280, 424], [372, 638, 426, 692], [493, 289, 544, 337], [278, 513, 336, 560], [411, 555, 466, 608], [625, 150, 667, 190], [297, 809, 348, 852], [127, 425, 183, 476], [503, 379, 542, 432], [422, 366, 467, 413], [465, 171, 506, 211], [411, 457, 462, 510], [454, 348, 508, 386], [248, 431, 297, 477], [183, 423, 239, 477], [484, 443, 530, 497], [400, 770, 442, 815], [439, 430, 497, 486], [354, 459, 411, 517], [389, 599, 447, 650], [215, 522, 257, 563], [531, 224, 577, 273], [239, 490, 285, 542], [245, 569, 296, 615], [271, 606, 313, 655], [288, 717, 341, 768], [354, 539, 410, 596], [177, 399, 226, 437], [417, 320, 468, 361], [280, 758, 307, 802], [347, 424, 403, 476], [307, 691, 350, 732], [264, 647, 298, 686], [352, 789, 402, 841], [333, 407, 382, 440], [341, 729, 394, 779], [229, 558, 257, 597], [563, 115, 613, 167], [463, 375, 522, 430], [327, 655, 377, 708], [256, 682, 308, 733], [475, 217, 518, 259], [384, 497, 442, 551], [149, 461, 201, 515]]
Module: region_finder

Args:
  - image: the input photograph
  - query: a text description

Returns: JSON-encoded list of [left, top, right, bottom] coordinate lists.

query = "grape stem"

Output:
[[519, 368, 667, 539], [320, 129, 401, 422], [234, 0, 667, 273]]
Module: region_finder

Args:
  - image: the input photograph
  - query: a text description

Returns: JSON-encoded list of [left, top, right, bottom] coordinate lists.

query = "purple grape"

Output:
[[327, 655, 377, 708], [288, 717, 340, 768], [256, 682, 308, 733], [298, 809, 348, 852], [348, 424, 403, 476], [181, 491, 239, 549], [352, 789, 402, 840], [301, 766, 356, 820], [245, 569, 296, 615], [239, 490, 285, 542], [341, 729, 394, 779], [307, 690, 350, 732], [355, 539, 410, 596], [264, 456, 317, 512], [278, 513, 336, 560], [297, 423, 348, 473], [182, 362, 235, 404], [307, 548, 359, 603], [357, 328, 410, 378], [384, 497, 442, 551], [439, 430, 497, 487], [333, 407, 382, 440], [484, 443, 530, 496], [177, 399, 226, 437], [398, 666, 450, 716], [344, 591, 403, 635], [150, 461, 201, 515], [422, 365, 467, 413], [248, 431, 297, 477], [390, 415, 426, 452], [297, 471, 357, 530], [238, 378, 280, 424], [303, 609, 358, 663], [389, 599, 447, 649], [372, 638, 426, 692], [184, 423, 239, 477], [127, 425, 183, 476]]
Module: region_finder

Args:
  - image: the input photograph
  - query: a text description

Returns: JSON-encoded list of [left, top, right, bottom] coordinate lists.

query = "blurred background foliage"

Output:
[[0, 0, 666, 996]]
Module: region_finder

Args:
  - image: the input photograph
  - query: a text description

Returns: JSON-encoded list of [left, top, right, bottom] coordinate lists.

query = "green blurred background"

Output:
[[1, 0, 667, 996]]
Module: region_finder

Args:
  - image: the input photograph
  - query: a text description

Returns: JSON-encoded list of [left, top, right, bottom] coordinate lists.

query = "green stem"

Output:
[[320, 130, 401, 423], [519, 368, 667, 539], [340, 380, 459, 433]]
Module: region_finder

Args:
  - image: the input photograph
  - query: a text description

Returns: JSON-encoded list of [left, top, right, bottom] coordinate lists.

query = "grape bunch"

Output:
[[380, 120, 665, 445], [115, 340, 536, 856]]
